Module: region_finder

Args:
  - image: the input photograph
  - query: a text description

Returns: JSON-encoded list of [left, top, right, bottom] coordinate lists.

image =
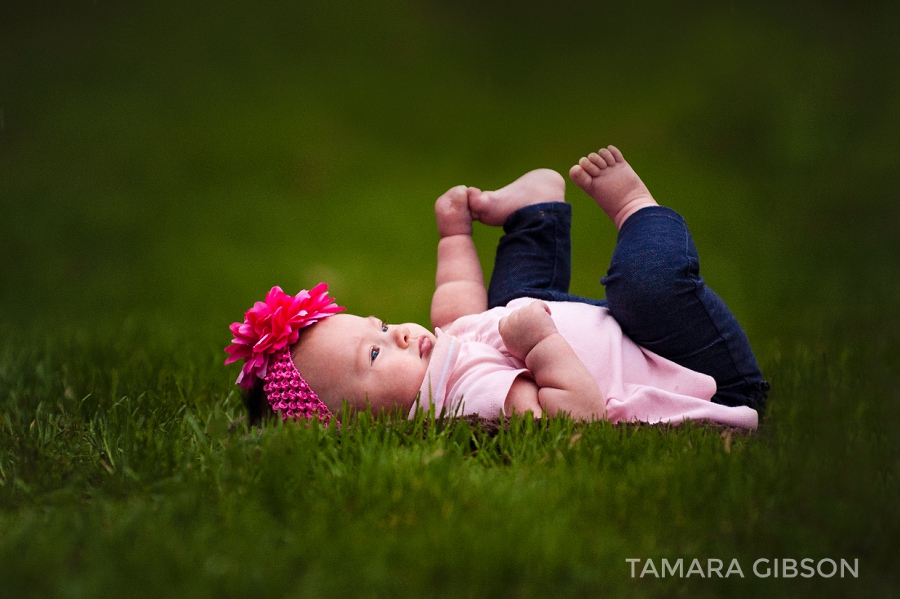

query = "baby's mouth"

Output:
[[419, 336, 433, 359]]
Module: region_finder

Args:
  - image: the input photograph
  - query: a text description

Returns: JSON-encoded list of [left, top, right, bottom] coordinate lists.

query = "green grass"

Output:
[[1, 321, 897, 597], [2, 0, 900, 596]]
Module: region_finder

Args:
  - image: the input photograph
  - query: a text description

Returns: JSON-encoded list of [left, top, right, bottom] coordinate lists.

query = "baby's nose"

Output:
[[394, 325, 410, 348]]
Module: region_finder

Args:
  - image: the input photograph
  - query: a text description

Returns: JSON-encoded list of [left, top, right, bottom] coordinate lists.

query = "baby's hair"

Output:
[[242, 324, 315, 425], [244, 379, 275, 425]]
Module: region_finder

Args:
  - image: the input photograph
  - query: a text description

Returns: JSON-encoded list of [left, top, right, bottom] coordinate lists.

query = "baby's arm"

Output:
[[431, 186, 488, 329], [499, 301, 606, 420]]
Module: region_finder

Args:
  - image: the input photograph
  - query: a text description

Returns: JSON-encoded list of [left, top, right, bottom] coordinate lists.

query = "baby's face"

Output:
[[291, 313, 436, 416]]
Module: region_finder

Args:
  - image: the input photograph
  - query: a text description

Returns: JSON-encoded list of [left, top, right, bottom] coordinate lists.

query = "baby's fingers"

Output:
[[532, 300, 552, 316]]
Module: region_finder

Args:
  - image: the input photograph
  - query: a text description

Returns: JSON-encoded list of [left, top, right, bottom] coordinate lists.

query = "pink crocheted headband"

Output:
[[224, 284, 344, 423]]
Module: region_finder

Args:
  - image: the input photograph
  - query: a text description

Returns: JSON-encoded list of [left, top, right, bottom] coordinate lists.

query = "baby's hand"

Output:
[[498, 301, 558, 361], [435, 185, 473, 237]]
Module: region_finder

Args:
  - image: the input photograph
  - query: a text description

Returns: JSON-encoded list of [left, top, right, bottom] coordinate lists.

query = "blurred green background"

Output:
[[2, 0, 900, 596], [4, 0, 897, 349]]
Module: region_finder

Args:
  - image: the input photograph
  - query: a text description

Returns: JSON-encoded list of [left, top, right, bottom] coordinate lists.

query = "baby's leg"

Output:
[[601, 208, 768, 410], [480, 171, 603, 308], [572, 146, 768, 410]]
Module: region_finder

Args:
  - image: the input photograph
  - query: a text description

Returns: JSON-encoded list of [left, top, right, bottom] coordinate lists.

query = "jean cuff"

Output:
[[615, 205, 684, 242], [503, 202, 572, 234]]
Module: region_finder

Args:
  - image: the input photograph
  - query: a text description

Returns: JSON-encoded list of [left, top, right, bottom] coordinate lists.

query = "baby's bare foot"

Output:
[[569, 145, 657, 229], [434, 185, 473, 237], [468, 168, 565, 227]]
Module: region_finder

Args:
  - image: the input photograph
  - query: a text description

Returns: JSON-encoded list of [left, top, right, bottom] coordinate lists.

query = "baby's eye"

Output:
[[370, 347, 380, 362], [381, 322, 388, 332]]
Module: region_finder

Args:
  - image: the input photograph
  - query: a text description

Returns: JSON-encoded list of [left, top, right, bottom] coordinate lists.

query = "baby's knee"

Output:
[[604, 246, 699, 311]]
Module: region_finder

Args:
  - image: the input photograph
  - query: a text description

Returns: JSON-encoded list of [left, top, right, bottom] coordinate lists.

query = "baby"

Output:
[[226, 146, 769, 428]]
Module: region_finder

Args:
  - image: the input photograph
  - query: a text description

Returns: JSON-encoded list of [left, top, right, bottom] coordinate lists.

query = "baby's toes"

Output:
[[608, 145, 625, 163], [569, 164, 592, 189], [580, 156, 603, 176], [587, 153, 609, 171], [598, 148, 616, 167]]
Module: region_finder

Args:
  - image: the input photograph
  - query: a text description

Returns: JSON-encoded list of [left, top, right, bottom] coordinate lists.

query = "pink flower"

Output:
[[224, 283, 344, 388]]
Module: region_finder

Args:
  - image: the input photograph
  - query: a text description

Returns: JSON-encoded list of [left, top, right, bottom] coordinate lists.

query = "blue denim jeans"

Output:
[[487, 202, 769, 411]]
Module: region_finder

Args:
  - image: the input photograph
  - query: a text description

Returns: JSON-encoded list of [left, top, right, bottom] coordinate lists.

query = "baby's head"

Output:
[[291, 313, 435, 417], [226, 284, 435, 423]]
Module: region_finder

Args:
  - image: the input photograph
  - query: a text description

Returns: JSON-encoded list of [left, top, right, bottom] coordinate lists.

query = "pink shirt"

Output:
[[412, 298, 758, 429]]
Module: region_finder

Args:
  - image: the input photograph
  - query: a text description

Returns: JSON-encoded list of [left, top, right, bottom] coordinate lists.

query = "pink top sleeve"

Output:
[[441, 308, 529, 417]]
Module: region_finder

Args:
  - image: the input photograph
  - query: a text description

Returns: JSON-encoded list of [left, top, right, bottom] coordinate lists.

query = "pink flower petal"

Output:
[[224, 284, 345, 387]]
